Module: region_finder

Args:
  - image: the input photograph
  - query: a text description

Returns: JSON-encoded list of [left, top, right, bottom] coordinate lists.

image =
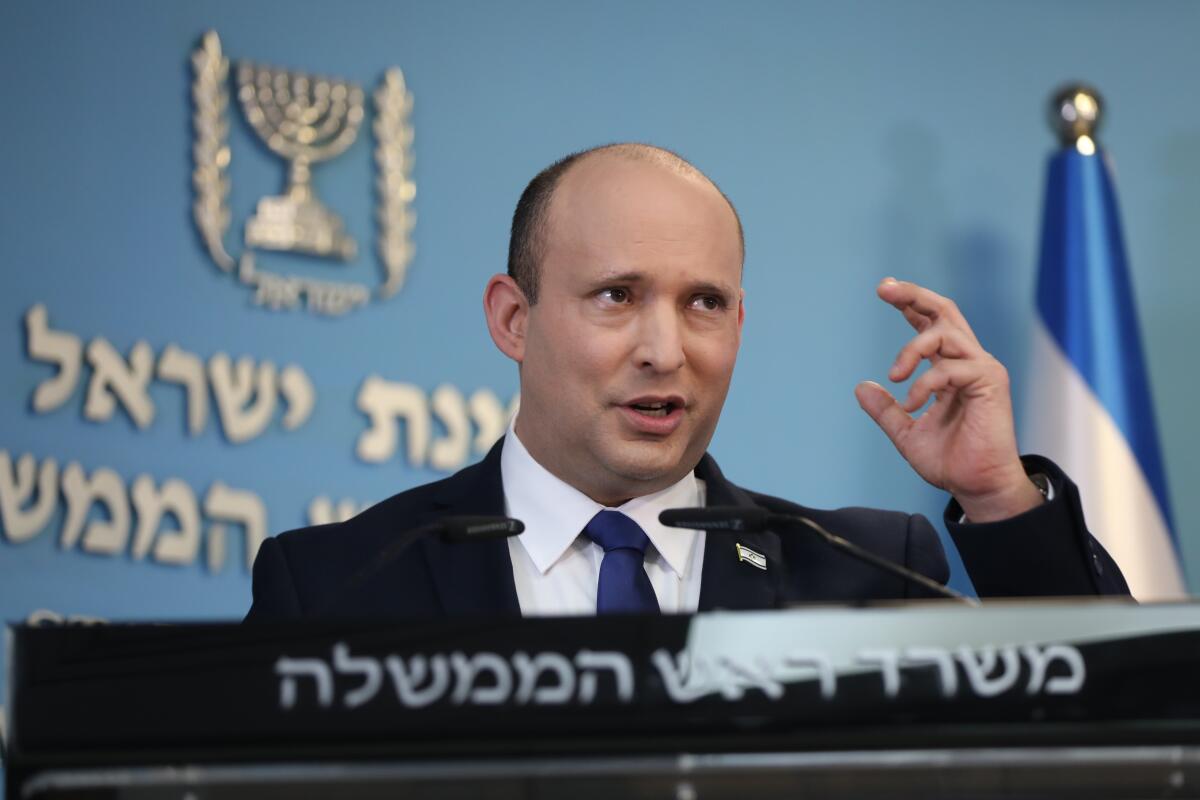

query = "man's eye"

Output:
[[690, 295, 726, 311], [600, 288, 630, 304]]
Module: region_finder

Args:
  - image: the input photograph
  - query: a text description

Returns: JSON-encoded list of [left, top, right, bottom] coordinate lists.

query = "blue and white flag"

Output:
[[1024, 144, 1187, 600]]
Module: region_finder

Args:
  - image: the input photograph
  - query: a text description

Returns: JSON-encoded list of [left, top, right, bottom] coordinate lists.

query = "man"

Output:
[[247, 144, 1127, 621]]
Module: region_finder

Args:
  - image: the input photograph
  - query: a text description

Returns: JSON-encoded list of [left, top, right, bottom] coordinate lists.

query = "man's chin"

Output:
[[602, 441, 693, 488]]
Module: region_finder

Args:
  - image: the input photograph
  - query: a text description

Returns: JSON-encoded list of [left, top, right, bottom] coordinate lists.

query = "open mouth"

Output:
[[620, 397, 685, 434], [628, 400, 677, 418]]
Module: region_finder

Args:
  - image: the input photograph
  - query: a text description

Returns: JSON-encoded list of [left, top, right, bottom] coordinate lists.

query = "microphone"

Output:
[[317, 515, 524, 614], [659, 506, 976, 606], [659, 506, 771, 532], [435, 516, 526, 540]]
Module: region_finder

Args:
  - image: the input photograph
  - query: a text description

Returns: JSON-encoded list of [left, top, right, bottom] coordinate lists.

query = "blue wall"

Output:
[[3, 0, 1200, 736]]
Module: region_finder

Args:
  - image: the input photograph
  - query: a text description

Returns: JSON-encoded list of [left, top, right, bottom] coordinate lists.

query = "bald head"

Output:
[[507, 143, 744, 303]]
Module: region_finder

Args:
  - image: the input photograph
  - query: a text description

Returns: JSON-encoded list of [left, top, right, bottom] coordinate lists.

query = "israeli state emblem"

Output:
[[190, 30, 414, 316]]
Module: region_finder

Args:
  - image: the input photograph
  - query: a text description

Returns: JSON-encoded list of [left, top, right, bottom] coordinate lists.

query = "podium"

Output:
[[7, 600, 1200, 798]]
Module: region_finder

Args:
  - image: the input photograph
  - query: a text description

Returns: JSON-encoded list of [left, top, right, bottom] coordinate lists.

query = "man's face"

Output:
[[512, 155, 744, 505]]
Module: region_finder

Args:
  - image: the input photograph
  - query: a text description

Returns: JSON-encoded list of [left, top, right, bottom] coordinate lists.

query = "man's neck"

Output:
[[511, 416, 665, 507]]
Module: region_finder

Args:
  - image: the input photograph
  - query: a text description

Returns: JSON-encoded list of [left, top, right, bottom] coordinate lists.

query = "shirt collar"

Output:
[[500, 420, 702, 579]]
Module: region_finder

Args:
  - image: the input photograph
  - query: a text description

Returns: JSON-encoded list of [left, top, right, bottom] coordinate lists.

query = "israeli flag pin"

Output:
[[735, 543, 767, 570]]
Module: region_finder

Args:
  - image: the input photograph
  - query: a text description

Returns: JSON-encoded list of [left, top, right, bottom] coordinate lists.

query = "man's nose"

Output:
[[633, 302, 686, 373]]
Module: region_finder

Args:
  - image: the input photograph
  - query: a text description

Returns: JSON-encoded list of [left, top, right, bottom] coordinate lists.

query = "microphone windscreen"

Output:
[[439, 516, 525, 540], [658, 506, 771, 532]]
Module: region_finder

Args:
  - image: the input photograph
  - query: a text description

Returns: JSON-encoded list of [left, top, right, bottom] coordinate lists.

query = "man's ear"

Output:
[[483, 274, 528, 363]]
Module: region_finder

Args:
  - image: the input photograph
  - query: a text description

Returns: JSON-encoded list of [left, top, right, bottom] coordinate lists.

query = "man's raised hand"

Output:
[[853, 278, 1044, 523]]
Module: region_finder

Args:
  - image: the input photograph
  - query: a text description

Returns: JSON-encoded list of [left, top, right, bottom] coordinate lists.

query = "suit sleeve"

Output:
[[903, 513, 951, 598], [944, 455, 1131, 597], [244, 535, 305, 622]]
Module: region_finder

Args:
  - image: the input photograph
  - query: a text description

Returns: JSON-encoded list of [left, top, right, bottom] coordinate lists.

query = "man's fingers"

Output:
[[889, 325, 979, 382], [900, 306, 930, 333], [876, 278, 979, 345], [855, 380, 913, 446], [877, 278, 956, 319], [902, 359, 986, 412]]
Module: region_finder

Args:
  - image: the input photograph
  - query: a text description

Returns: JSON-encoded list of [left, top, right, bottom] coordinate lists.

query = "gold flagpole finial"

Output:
[[1049, 84, 1103, 155]]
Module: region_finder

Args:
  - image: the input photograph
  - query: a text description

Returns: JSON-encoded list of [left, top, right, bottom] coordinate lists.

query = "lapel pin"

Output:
[[735, 543, 767, 570]]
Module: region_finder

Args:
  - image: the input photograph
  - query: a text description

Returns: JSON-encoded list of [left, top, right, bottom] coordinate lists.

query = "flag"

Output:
[[1024, 142, 1187, 601]]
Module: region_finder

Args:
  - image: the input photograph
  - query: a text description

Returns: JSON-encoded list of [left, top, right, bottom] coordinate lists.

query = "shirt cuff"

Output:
[[955, 471, 1055, 524]]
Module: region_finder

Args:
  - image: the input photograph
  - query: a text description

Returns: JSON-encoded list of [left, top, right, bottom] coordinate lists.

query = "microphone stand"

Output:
[[772, 512, 978, 606], [659, 506, 977, 606]]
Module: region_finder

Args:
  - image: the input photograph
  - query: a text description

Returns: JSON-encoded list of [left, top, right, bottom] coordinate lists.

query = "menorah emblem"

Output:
[[191, 31, 415, 316], [236, 63, 366, 261]]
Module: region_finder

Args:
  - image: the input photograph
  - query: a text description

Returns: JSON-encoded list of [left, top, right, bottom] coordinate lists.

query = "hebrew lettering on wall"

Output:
[[157, 344, 208, 435], [130, 475, 201, 565], [1, 450, 59, 544], [23, 305, 317, 443], [356, 377, 517, 471], [60, 462, 131, 556], [209, 353, 277, 443], [10, 304, 524, 579], [25, 304, 83, 413], [429, 385, 471, 471], [83, 337, 156, 429], [1, 449, 266, 572], [356, 376, 428, 464], [278, 364, 316, 430], [204, 481, 268, 570]]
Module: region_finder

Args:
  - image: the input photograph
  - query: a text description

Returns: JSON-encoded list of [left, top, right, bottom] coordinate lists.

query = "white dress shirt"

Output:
[[501, 423, 707, 615]]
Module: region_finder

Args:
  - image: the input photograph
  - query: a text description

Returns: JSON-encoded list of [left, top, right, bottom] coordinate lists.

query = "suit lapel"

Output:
[[420, 437, 522, 617], [695, 454, 783, 612]]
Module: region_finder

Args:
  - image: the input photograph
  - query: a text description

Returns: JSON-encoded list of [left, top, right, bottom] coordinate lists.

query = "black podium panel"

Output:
[[8, 600, 1200, 798]]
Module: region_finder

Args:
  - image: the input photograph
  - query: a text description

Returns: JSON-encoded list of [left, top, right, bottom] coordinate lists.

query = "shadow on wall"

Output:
[[867, 124, 970, 579], [875, 123, 1024, 384], [868, 123, 948, 508], [945, 227, 1023, 381], [878, 124, 948, 288], [869, 122, 1027, 593]]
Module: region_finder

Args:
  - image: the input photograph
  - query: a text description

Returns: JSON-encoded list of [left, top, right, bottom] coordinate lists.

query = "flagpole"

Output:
[[1022, 85, 1188, 601]]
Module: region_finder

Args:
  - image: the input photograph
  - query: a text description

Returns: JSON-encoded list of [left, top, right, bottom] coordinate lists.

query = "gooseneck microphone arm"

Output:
[[659, 506, 977, 606], [776, 512, 977, 605], [316, 516, 524, 615]]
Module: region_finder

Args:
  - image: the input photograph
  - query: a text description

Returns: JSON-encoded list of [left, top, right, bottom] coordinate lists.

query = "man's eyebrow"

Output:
[[589, 273, 737, 294], [590, 271, 645, 284], [690, 281, 738, 298], [584, 272, 738, 299]]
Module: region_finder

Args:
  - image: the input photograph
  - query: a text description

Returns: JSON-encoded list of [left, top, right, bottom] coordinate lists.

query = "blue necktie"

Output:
[[584, 510, 661, 614]]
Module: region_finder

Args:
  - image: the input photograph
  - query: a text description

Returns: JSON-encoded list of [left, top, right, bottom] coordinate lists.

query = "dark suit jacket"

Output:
[[246, 440, 1129, 621]]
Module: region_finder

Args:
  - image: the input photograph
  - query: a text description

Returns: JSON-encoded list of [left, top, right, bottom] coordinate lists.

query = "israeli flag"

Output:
[[1024, 145, 1187, 601]]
